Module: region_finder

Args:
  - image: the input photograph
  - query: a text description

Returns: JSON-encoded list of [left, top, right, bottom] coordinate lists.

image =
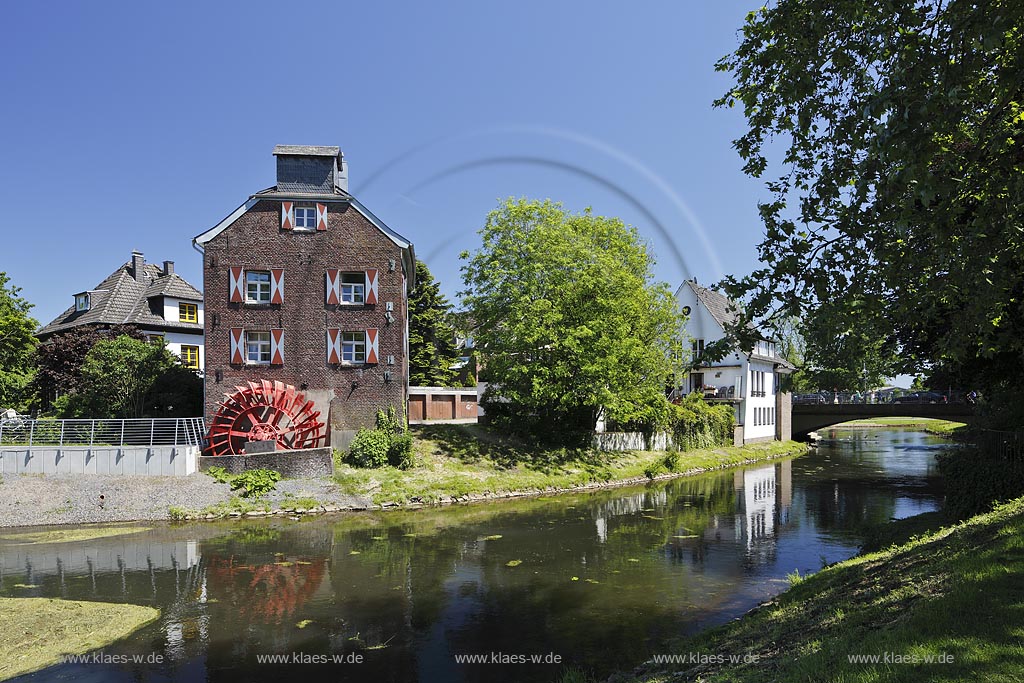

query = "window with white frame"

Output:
[[246, 331, 271, 364], [340, 273, 365, 304], [341, 332, 365, 363], [294, 205, 316, 230], [75, 293, 90, 312], [246, 271, 271, 303]]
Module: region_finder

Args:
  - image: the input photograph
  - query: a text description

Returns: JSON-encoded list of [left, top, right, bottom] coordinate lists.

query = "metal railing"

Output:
[[793, 390, 971, 405], [0, 417, 206, 448]]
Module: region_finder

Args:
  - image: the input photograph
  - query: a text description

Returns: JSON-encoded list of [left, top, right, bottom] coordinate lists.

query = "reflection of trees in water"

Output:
[[798, 480, 899, 536]]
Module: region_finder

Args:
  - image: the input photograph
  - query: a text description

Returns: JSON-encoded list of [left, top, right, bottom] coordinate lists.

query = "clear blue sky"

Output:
[[1, 1, 769, 331]]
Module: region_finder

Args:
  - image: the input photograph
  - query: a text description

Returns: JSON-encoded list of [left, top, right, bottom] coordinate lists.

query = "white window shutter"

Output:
[[271, 269, 284, 304], [326, 269, 340, 305], [230, 328, 244, 364], [281, 201, 294, 230], [271, 329, 284, 365], [365, 328, 379, 364], [365, 269, 379, 305]]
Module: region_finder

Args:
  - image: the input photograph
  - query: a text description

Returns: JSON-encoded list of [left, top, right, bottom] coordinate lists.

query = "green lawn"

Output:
[[837, 417, 968, 436], [619, 496, 1024, 683], [333, 424, 807, 505]]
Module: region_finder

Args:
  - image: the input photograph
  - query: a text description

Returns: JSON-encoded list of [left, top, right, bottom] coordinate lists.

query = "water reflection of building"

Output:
[[593, 489, 670, 543], [732, 460, 792, 564]]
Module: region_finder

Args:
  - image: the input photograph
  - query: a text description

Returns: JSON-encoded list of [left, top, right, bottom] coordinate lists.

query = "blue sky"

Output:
[[2, 1, 767, 328]]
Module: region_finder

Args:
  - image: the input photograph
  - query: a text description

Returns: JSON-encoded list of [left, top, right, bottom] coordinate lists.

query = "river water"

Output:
[[2, 428, 949, 682]]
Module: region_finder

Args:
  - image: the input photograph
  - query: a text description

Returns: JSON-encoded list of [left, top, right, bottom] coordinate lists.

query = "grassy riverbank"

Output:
[[333, 424, 807, 506], [616, 496, 1024, 683], [835, 417, 968, 436], [0, 598, 159, 680]]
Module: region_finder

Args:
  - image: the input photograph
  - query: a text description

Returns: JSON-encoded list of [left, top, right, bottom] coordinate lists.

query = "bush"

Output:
[[937, 445, 1024, 520], [388, 432, 415, 469], [204, 465, 233, 484], [348, 428, 392, 468], [230, 468, 281, 498], [662, 450, 681, 472], [672, 392, 735, 451]]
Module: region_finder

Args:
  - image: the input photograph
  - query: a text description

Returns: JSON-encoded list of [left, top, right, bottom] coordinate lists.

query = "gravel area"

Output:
[[0, 474, 371, 528]]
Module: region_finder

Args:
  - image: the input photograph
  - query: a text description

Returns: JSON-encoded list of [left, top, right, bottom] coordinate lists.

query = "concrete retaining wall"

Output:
[[0, 445, 198, 476], [199, 446, 334, 477]]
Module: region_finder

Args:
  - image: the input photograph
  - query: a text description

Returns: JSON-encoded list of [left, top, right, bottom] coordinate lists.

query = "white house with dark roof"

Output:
[[38, 251, 205, 371], [675, 278, 794, 444]]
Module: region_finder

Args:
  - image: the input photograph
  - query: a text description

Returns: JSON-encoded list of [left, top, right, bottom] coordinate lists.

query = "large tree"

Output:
[[30, 325, 146, 412], [55, 335, 180, 418], [460, 198, 685, 437], [0, 272, 38, 410], [408, 261, 460, 387], [715, 1, 1024, 395]]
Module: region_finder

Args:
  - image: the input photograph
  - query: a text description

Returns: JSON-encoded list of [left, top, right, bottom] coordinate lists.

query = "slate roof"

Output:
[[272, 145, 341, 157], [38, 261, 203, 338], [683, 280, 796, 371], [686, 280, 741, 330]]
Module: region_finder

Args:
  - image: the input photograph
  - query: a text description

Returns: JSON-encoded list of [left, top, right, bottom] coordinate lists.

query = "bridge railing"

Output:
[[0, 417, 207, 448], [793, 390, 970, 405]]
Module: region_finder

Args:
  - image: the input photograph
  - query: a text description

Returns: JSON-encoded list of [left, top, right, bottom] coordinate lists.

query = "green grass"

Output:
[[333, 424, 806, 505], [0, 598, 159, 679], [838, 417, 968, 436], [169, 496, 271, 520], [622, 496, 1024, 683]]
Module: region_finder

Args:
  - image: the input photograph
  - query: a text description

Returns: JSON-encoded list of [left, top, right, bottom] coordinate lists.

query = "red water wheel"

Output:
[[205, 380, 325, 456]]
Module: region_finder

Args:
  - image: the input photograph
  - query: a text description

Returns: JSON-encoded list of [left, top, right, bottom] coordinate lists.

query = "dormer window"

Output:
[[294, 205, 317, 230], [75, 293, 90, 312]]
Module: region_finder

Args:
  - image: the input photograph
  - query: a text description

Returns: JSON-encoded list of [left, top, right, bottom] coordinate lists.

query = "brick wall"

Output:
[[202, 199, 409, 442]]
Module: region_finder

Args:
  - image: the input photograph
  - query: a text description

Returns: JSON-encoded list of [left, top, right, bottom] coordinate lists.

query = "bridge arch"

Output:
[[791, 403, 976, 439]]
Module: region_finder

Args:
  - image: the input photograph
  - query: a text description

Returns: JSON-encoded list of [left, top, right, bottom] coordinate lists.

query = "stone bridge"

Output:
[[791, 403, 977, 439]]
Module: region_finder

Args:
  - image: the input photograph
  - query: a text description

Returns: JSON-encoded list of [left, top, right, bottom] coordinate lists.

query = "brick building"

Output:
[[193, 145, 415, 448]]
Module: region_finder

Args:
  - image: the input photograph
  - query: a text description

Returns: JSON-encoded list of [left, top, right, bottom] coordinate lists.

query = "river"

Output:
[[1, 427, 949, 682]]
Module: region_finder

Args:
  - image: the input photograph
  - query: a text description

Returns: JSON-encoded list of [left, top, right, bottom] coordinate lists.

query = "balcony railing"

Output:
[[0, 417, 206, 448]]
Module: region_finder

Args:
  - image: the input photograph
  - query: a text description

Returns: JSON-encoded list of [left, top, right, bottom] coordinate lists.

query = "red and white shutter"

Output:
[[229, 267, 244, 303], [281, 202, 294, 230], [270, 329, 284, 365], [270, 268, 284, 305], [326, 329, 341, 364], [364, 269, 379, 305], [316, 203, 328, 231], [325, 269, 340, 305], [229, 328, 245, 364], [365, 328, 379, 364]]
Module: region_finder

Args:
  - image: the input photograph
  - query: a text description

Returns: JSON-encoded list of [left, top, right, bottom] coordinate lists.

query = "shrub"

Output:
[[937, 445, 1024, 520], [388, 432, 415, 469], [672, 393, 735, 451], [662, 450, 681, 472], [348, 428, 392, 468], [204, 465, 233, 484], [230, 468, 281, 498]]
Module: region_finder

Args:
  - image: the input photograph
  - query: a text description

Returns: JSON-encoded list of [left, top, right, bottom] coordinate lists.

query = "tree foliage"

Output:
[[408, 261, 460, 387], [716, 1, 1024, 396], [55, 335, 181, 418], [0, 272, 38, 410], [460, 198, 685, 438], [30, 325, 146, 412]]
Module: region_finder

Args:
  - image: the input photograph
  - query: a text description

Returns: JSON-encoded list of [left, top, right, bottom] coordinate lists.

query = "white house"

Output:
[[38, 251, 205, 372], [674, 278, 794, 444]]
